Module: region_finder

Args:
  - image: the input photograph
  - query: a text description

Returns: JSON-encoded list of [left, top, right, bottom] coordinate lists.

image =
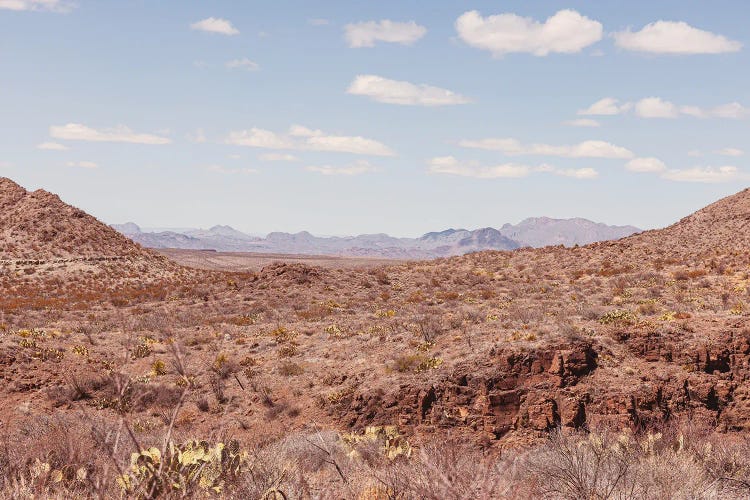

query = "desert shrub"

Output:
[[278, 361, 304, 376], [636, 301, 659, 316], [520, 426, 750, 499], [392, 354, 443, 373], [599, 310, 636, 326], [212, 353, 239, 379], [375, 439, 515, 500]]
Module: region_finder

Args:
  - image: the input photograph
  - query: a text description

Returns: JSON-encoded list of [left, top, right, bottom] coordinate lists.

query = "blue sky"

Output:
[[1, 1, 748, 236]]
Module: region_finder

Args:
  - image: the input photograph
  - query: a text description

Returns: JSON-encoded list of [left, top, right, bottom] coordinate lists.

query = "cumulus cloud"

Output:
[[344, 20, 426, 48], [346, 75, 471, 106], [206, 165, 257, 175], [458, 137, 633, 159], [555, 167, 598, 179], [226, 58, 259, 71], [662, 166, 742, 183], [578, 97, 632, 116], [427, 157, 597, 179], [455, 9, 602, 57], [716, 148, 744, 157], [635, 97, 680, 118], [428, 156, 532, 178], [563, 118, 600, 127], [613, 21, 741, 54], [50, 123, 171, 144], [0, 0, 73, 12], [578, 97, 749, 119], [186, 129, 206, 144], [226, 125, 395, 157], [259, 153, 298, 162], [305, 160, 377, 176], [635, 97, 749, 119], [625, 157, 745, 183], [37, 142, 68, 150], [709, 102, 750, 119], [190, 17, 239, 36], [626, 157, 667, 173], [66, 161, 97, 169]]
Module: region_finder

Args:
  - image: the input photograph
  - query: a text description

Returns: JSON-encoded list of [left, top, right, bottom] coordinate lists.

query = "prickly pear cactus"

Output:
[[343, 426, 412, 460], [118, 439, 246, 497]]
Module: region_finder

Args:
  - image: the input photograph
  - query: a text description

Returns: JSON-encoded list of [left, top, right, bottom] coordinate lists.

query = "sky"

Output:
[[1, 0, 749, 237]]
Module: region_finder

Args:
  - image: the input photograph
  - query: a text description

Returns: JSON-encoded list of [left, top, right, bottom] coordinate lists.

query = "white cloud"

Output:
[[186, 129, 206, 143], [633, 97, 749, 119], [626, 157, 667, 173], [711, 102, 750, 119], [715, 148, 744, 157], [579, 97, 749, 120], [307, 135, 395, 156], [206, 165, 257, 175], [0, 0, 73, 12], [455, 9, 602, 57], [190, 17, 239, 36], [288, 125, 322, 137], [306, 160, 377, 176], [688, 150, 703, 157], [347, 75, 471, 106], [555, 167, 599, 179], [37, 141, 68, 150], [613, 21, 741, 54], [0, 161, 14, 169], [66, 161, 97, 169], [50, 123, 171, 144], [226, 128, 296, 149], [458, 137, 633, 159], [344, 20, 426, 48], [428, 157, 597, 179], [226, 58, 260, 71], [662, 166, 742, 183], [563, 118, 600, 127], [635, 97, 679, 118], [578, 97, 631, 116], [535, 164, 599, 179], [226, 125, 395, 156], [428, 156, 532, 178], [628, 157, 746, 183], [259, 153, 298, 162], [309, 18, 329, 26]]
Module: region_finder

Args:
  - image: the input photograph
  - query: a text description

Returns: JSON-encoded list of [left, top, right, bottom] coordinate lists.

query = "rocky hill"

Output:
[[621, 187, 750, 257], [0, 178, 153, 261]]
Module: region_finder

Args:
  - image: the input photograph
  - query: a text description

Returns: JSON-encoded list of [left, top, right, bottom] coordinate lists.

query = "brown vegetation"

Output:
[[1, 177, 750, 497]]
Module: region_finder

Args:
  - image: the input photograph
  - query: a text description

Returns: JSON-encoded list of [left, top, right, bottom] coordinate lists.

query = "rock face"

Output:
[[335, 317, 750, 443], [339, 340, 600, 442], [0, 178, 150, 260]]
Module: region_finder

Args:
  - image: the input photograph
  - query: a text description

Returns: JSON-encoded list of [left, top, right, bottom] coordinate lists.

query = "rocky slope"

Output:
[[0, 178, 150, 261]]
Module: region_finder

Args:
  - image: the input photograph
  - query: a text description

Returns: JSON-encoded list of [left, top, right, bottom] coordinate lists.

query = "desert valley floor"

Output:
[[1, 177, 750, 498]]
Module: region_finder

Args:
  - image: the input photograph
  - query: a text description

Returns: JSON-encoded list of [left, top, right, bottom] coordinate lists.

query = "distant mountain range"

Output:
[[111, 218, 641, 258]]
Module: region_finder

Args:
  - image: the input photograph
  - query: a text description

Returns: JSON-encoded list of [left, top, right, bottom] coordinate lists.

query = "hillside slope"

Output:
[[0, 178, 150, 261]]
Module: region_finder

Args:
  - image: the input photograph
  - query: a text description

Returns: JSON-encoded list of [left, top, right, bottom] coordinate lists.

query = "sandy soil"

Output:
[[156, 248, 407, 272]]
